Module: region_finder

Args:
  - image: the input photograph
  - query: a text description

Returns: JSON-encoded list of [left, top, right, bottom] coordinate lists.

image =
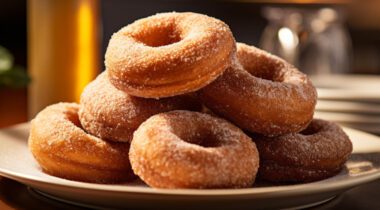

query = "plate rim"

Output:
[[2, 166, 380, 196]]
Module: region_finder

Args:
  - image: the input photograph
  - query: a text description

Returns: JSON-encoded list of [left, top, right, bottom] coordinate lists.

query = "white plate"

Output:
[[316, 100, 380, 114], [311, 75, 380, 101], [1, 123, 380, 210]]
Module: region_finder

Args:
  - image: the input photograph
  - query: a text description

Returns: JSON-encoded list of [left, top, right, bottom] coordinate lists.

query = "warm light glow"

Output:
[[278, 27, 299, 51], [75, 0, 97, 101], [346, 161, 376, 176], [319, 8, 337, 22], [311, 19, 327, 33]]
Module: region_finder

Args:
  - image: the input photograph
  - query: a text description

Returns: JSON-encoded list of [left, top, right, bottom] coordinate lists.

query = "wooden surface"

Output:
[[0, 176, 379, 210], [0, 177, 84, 210]]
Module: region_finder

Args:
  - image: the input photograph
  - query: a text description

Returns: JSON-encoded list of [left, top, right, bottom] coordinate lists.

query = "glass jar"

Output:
[[260, 7, 352, 75]]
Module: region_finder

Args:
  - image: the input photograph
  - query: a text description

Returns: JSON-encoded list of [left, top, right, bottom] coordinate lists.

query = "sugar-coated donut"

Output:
[[105, 12, 235, 98], [129, 110, 259, 189], [199, 43, 317, 136], [253, 119, 352, 182], [29, 103, 134, 183], [79, 72, 201, 142]]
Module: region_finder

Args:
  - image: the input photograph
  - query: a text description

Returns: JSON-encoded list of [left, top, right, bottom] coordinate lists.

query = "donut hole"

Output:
[[171, 126, 223, 148], [132, 24, 182, 47], [238, 44, 290, 82], [247, 64, 286, 82], [163, 117, 223, 148], [184, 132, 223, 148], [245, 65, 279, 81], [300, 123, 322, 136], [65, 109, 85, 130]]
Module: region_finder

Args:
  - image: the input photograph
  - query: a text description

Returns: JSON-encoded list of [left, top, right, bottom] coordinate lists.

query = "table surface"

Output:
[[0, 176, 379, 210]]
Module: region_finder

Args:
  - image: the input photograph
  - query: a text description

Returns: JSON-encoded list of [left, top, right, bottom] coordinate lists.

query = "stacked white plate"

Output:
[[311, 75, 380, 135]]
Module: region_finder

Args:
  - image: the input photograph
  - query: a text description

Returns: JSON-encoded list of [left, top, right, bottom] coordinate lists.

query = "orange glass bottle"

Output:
[[28, 0, 100, 117]]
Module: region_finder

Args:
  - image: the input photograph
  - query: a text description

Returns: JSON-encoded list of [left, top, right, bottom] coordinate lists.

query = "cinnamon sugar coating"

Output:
[[105, 12, 235, 98], [28, 103, 135, 183], [253, 119, 352, 182], [129, 111, 260, 189], [199, 43, 317, 136], [28, 12, 349, 187], [79, 72, 201, 142]]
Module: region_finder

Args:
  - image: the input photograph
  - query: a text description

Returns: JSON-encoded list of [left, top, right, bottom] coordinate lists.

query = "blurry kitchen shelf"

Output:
[[338, 122, 380, 135], [312, 75, 380, 102], [316, 100, 380, 114], [315, 112, 380, 124], [311, 75, 380, 89], [316, 89, 380, 102]]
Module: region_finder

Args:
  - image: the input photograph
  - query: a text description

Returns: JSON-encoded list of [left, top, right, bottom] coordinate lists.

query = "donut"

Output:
[[252, 119, 352, 183], [129, 110, 260, 189], [79, 72, 201, 142], [199, 43, 317, 136], [28, 103, 134, 183], [105, 12, 235, 98]]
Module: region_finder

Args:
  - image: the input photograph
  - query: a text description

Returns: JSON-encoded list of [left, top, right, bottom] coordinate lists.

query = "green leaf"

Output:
[[0, 65, 30, 88], [0, 46, 14, 73]]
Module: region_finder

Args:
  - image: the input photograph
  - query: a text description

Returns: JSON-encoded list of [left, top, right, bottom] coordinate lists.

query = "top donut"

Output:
[[105, 12, 236, 98]]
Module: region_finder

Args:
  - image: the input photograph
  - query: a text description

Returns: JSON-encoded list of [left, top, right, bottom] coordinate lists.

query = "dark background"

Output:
[[1, 0, 380, 74], [0, 0, 27, 67]]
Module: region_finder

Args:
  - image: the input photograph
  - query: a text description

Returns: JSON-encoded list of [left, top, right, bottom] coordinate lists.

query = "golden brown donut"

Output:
[[79, 72, 201, 142], [252, 119, 352, 183], [105, 12, 235, 98], [129, 110, 260, 189], [29, 103, 134, 183], [199, 43, 317, 136]]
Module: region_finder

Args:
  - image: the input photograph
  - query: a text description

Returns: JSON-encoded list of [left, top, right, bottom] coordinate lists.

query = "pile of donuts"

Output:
[[29, 12, 352, 189]]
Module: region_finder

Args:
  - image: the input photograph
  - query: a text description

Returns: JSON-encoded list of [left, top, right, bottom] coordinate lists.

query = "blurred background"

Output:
[[1, 0, 380, 133]]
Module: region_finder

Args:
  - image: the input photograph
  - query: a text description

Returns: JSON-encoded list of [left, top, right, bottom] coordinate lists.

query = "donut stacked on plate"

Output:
[[28, 12, 352, 188]]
